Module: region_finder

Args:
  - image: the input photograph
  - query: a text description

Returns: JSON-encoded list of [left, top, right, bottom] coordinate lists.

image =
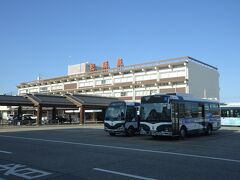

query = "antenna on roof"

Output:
[[37, 73, 42, 82]]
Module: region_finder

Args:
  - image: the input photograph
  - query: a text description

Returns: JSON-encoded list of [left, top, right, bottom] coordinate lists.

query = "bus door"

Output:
[[171, 103, 179, 135], [125, 105, 138, 130]]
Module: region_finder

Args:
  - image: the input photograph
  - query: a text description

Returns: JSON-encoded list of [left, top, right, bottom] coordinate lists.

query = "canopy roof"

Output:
[[0, 95, 33, 106], [0, 94, 118, 108]]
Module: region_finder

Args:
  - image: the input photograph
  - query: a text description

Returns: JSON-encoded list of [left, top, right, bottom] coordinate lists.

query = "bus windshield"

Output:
[[105, 105, 125, 121], [140, 95, 171, 122]]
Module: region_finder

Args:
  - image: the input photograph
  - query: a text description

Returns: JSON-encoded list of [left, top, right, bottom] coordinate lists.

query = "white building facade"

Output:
[[17, 56, 220, 101]]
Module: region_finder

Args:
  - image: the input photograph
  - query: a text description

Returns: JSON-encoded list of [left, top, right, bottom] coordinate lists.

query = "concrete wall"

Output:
[[187, 61, 219, 100]]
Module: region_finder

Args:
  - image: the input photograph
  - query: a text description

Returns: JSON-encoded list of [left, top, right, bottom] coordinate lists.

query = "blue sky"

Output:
[[0, 0, 239, 102]]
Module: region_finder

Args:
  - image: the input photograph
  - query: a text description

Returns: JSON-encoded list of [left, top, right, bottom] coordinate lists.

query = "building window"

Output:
[[40, 87, 49, 92], [135, 76, 143, 81], [96, 80, 102, 85], [19, 89, 28, 94], [114, 92, 121, 97], [79, 82, 84, 87], [136, 74, 157, 81], [126, 91, 133, 96], [122, 77, 133, 82], [150, 90, 157, 95], [105, 79, 112, 84], [114, 78, 121, 83], [29, 88, 39, 93], [136, 91, 143, 96], [102, 80, 106, 84], [121, 92, 126, 96], [102, 93, 112, 97], [52, 85, 63, 90], [159, 83, 168, 86]]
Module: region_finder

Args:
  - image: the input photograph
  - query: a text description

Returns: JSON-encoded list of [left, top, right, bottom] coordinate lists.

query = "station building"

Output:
[[17, 56, 220, 101]]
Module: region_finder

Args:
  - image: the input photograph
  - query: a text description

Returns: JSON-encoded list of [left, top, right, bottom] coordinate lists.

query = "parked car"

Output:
[[41, 117, 49, 125], [7, 114, 14, 121], [7, 114, 17, 125], [50, 116, 68, 124], [11, 115, 36, 125], [22, 114, 37, 120]]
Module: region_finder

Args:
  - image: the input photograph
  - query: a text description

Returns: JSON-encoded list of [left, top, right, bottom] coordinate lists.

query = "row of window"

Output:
[[21, 79, 182, 93], [161, 71, 185, 78], [178, 102, 220, 118], [90, 90, 159, 97], [20, 71, 186, 92], [221, 109, 240, 118]]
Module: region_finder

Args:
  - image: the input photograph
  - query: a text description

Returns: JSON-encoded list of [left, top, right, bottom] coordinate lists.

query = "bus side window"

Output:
[[233, 109, 240, 117], [184, 102, 192, 118], [179, 103, 185, 118], [210, 103, 220, 116], [126, 106, 136, 122], [191, 103, 199, 118], [204, 103, 210, 117]]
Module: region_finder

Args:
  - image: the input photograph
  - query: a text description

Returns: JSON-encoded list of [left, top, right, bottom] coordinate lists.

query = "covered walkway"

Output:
[[0, 94, 118, 125]]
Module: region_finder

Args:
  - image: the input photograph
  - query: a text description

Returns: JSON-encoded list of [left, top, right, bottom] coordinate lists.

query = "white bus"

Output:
[[140, 93, 221, 139], [104, 101, 140, 136], [221, 103, 240, 126]]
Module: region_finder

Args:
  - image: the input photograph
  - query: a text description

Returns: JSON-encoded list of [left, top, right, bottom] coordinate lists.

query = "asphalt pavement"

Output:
[[0, 126, 239, 180]]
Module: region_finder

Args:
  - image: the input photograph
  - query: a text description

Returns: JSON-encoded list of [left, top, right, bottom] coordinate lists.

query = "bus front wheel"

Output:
[[179, 127, 187, 140], [109, 132, 116, 136], [205, 124, 213, 135], [126, 127, 135, 136]]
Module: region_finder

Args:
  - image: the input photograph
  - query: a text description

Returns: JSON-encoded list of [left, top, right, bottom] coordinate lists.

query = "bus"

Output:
[[140, 93, 221, 139], [104, 101, 140, 136], [221, 103, 240, 126]]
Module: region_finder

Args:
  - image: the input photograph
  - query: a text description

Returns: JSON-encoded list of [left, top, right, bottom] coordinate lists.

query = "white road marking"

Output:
[[0, 150, 12, 154], [0, 163, 51, 179], [0, 134, 240, 163], [93, 168, 157, 180]]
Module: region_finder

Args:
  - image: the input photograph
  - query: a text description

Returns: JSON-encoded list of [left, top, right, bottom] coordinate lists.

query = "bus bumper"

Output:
[[140, 129, 151, 135], [151, 130, 173, 136], [140, 129, 173, 136], [104, 126, 125, 133]]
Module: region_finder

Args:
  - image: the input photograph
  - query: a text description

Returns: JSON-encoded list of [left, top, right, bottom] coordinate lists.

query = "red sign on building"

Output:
[[89, 64, 96, 72], [102, 61, 110, 70], [116, 58, 124, 69]]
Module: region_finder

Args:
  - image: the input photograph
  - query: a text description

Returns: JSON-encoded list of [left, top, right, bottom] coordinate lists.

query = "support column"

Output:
[[157, 69, 160, 82], [36, 105, 42, 126], [102, 108, 106, 122], [52, 107, 56, 120], [80, 106, 85, 125], [132, 88, 135, 101], [17, 106, 22, 119], [93, 112, 96, 123]]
